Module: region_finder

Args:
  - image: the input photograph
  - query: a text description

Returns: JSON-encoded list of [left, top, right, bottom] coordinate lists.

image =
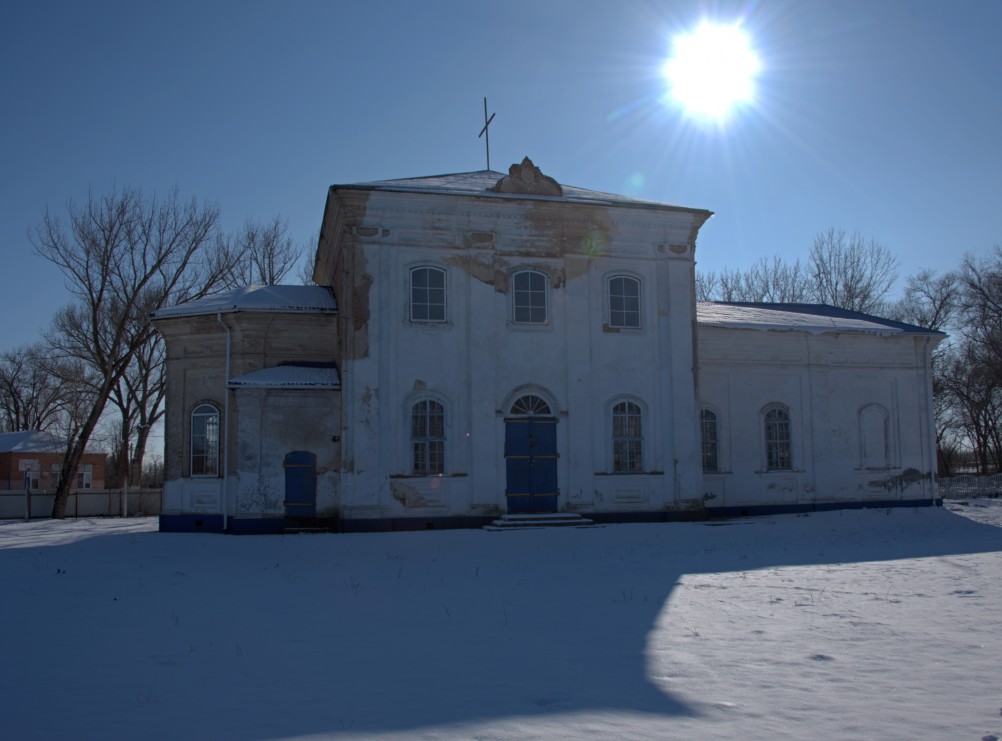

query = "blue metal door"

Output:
[[283, 451, 317, 518], [505, 417, 559, 513]]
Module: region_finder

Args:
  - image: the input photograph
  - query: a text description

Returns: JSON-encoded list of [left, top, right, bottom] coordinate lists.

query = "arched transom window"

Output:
[[509, 395, 552, 416]]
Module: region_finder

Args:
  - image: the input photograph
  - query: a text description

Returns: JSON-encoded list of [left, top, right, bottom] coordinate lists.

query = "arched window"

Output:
[[700, 408, 719, 472], [612, 400, 643, 473], [764, 406, 792, 471], [608, 276, 641, 329], [410, 266, 447, 323], [509, 394, 552, 416], [512, 270, 548, 324], [411, 399, 445, 474], [191, 404, 220, 477], [860, 404, 890, 468]]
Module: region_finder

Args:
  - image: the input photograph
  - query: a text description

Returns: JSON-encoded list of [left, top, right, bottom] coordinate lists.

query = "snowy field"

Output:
[[3, 503, 1002, 741]]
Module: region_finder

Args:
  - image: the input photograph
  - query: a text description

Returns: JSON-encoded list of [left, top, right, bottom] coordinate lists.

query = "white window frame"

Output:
[[411, 398, 445, 475], [409, 266, 447, 324], [76, 464, 93, 490], [611, 400, 644, 473], [19, 459, 40, 489], [608, 275, 642, 329], [511, 269, 549, 325], [763, 405, 793, 471], [190, 403, 221, 477]]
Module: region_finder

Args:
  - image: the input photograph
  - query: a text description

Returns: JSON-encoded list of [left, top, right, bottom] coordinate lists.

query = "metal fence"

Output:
[[0, 488, 162, 520], [938, 474, 1002, 499]]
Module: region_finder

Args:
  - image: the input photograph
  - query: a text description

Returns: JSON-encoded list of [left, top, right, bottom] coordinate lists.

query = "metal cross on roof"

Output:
[[478, 97, 496, 171]]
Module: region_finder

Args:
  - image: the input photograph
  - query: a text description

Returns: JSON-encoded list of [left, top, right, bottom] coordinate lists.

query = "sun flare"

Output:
[[663, 21, 761, 121]]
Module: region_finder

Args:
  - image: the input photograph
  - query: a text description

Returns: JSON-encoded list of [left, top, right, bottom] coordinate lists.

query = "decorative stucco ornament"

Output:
[[492, 157, 563, 197]]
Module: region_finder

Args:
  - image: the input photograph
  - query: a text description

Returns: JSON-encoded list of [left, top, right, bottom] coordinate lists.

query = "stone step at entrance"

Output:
[[283, 516, 335, 534], [484, 513, 595, 531]]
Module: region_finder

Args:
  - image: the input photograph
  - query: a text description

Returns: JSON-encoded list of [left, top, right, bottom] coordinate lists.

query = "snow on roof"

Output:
[[696, 302, 943, 336], [228, 363, 341, 389], [152, 285, 336, 319], [0, 430, 102, 455], [339, 169, 709, 214]]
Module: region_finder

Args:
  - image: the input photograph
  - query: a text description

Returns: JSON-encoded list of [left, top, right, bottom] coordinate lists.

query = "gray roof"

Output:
[[152, 285, 336, 319], [696, 302, 944, 337], [229, 363, 341, 390], [336, 169, 710, 214], [0, 430, 102, 455]]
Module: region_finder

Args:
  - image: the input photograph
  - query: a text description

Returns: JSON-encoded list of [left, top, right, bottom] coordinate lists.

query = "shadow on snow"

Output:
[[3, 506, 1001, 740]]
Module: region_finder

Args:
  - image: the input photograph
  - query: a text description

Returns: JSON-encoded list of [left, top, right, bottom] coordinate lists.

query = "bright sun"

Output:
[[663, 21, 761, 121]]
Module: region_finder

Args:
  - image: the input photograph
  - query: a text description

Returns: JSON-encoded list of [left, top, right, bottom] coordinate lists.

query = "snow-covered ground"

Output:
[[3, 502, 1002, 741]]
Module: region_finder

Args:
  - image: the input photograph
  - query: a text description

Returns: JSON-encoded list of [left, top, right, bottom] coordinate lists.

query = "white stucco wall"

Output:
[[331, 190, 706, 521], [698, 327, 938, 509]]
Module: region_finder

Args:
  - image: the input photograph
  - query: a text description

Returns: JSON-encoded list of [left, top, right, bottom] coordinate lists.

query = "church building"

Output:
[[153, 158, 942, 533]]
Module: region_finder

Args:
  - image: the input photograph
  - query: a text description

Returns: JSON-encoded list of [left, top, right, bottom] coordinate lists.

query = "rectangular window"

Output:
[[19, 459, 40, 489], [609, 276, 641, 328], [700, 409, 719, 472], [612, 401, 643, 473], [412, 400, 445, 475], [410, 267, 447, 323], [77, 464, 93, 490], [513, 270, 547, 324]]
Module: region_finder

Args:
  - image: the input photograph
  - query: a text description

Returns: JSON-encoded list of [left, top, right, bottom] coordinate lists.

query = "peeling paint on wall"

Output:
[[390, 480, 442, 508], [868, 468, 931, 494]]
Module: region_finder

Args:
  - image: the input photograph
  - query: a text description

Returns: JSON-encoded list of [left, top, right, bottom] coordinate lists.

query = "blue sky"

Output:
[[3, 0, 1001, 350]]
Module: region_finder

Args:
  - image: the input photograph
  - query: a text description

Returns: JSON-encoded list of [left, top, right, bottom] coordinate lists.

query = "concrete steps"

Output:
[[484, 513, 595, 531]]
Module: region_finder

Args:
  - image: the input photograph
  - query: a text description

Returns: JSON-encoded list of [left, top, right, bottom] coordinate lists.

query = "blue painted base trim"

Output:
[[159, 514, 337, 534], [159, 514, 225, 533], [228, 518, 285, 535], [160, 498, 941, 534], [705, 497, 941, 519]]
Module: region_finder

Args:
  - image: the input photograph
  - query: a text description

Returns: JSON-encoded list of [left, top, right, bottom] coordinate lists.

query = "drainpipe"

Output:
[[217, 312, 231, 531], [922, 336, 937, 502]]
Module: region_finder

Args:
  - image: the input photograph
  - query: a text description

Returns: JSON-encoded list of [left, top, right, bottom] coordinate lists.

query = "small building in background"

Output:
[[0, 430, 105, 493]]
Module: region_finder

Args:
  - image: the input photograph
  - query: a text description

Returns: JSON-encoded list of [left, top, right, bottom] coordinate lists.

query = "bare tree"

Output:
[[32, 186, 230, 518], [960, 246, 1002, 376], [297, 233, 319, 286], [223, 216, 300, 287], [939, 342, 1002, 473], [697, 256, 810, 303], [743, 256, 810, 303], [808, 227, 898, 313], [716, 267, 746, 301], [107, 328, 166, 490], [887, 268, 960, 332], [0, 344, 64, 432]]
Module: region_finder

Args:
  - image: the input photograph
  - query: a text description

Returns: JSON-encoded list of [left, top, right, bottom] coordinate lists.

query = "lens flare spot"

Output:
[[580, 230, 610, 256]]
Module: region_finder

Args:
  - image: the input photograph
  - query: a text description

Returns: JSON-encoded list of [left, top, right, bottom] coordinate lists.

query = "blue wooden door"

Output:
[[505, 418, 559, 513], [283, 451, 317, 518]]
